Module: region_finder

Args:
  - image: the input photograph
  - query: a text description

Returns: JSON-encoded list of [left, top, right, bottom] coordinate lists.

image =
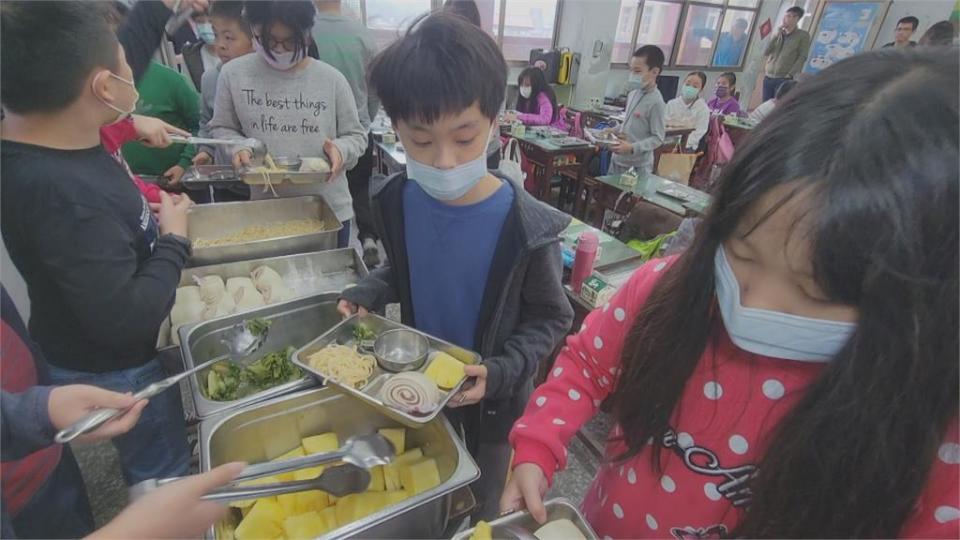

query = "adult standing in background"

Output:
[[761, 6, 811, 101], [311, 0, 381, 266], [883, 16, 919, 48]]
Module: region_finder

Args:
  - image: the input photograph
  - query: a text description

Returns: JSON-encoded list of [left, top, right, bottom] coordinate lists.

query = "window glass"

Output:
[[712, 9, 755, 66], [493, 0, 560, 61], [675, 4, 723, 65]]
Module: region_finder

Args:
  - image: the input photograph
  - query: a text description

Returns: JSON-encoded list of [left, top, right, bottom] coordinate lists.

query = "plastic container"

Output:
[[570, 231, 599, 294]]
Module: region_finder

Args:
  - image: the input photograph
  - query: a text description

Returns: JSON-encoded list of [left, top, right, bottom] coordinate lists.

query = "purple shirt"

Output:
[[708, 96, 742, 116]]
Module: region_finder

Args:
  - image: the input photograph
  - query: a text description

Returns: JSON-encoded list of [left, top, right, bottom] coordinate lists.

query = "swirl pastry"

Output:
[[378, 372, 441, 414]]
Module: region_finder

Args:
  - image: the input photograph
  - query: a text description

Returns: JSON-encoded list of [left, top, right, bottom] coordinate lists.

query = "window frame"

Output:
[[354, 0, 563, 64], [615, 0, 761, 71]]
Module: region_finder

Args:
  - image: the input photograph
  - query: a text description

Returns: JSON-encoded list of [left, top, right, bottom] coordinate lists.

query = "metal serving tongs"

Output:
[[170, 135, 268, 161], [129, 434, 395, 503], [53, 320, 270, 444]]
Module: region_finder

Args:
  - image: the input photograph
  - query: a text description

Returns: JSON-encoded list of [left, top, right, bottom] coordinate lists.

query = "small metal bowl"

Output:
[[373, 329, 429, 372], [272, 156, 303, 171]]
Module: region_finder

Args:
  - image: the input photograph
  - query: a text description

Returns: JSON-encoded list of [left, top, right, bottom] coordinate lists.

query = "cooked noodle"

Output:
[[306, 344, 376, 389], [193, 219, 326, 248]]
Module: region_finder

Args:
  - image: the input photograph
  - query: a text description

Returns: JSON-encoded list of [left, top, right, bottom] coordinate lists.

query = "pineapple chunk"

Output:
[[334, 494, 359, 525], [272, 447, 306, 482], [471, 520, 493, 540], [282, 511, 327, 539], [293, 489, 329, 514], [424, 352, 466, 389], [399, 458, 441, 495], [277, 492, 298, 516], [236, 499, 284, 540], [319, 506, 338, 531], [366, 465, 385, 491], [377, 428, 406, 454], [386, 490, 411, 505], [301, 432, 339, 455], [230, 476, 281, 508], [383, 448, 423, 491]]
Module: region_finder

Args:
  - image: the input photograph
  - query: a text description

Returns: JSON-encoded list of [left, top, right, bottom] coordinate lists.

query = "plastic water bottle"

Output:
[[571, 231, 599, 294]]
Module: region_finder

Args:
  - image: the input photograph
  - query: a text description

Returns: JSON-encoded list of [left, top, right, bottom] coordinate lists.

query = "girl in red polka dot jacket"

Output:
[[502, 47, 959, 539]]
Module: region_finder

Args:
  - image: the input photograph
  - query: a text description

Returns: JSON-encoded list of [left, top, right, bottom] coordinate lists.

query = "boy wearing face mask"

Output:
[[182, 11, 219, 90], [665, 71, 710, 151], [1, 1, 194, 485], [338, 13, 574, 520], [610, 45, 667, 175], [209, 0, 367, 247]]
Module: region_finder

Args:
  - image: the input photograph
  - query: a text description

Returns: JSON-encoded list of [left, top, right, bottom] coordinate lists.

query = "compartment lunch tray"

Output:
[[292, 313, 480, 428]]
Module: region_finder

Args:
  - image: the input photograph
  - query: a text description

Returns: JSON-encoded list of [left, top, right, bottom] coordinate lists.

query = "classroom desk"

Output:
[[723, 116, 755, 150], [509, 131, 596, 203], [577, 172, 712, 226]]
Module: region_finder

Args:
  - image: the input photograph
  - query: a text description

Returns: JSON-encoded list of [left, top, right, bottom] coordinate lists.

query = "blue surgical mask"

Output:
[[197, 22, 215, 44], [404, 132, 492, 201], [714, 246, 857, 362], [626, 73, 644, 91], [681, 84, 700, 102]]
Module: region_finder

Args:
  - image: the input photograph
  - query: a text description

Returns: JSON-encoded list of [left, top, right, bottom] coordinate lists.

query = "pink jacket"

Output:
[[510, 258, 959, 539], [518, 92, 568, 132]]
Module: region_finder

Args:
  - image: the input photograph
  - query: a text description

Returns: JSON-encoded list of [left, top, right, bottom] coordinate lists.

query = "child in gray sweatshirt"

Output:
[[208, 0, 366, 231]]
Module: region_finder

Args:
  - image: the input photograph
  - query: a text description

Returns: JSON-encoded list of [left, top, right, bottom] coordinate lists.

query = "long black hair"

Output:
[[243, 0, 315, 62], [608, 47, 959, 537], [442, 0, 481, 28], [515, 66, 559, 123]]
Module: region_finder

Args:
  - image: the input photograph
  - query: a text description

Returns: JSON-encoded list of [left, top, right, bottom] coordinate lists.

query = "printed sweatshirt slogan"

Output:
[[209, 53, 367, 222]]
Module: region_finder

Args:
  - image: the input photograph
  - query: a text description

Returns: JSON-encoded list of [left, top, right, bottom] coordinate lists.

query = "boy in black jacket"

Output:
[[1, 1, 194, 484], [339, 13, 574, 518]]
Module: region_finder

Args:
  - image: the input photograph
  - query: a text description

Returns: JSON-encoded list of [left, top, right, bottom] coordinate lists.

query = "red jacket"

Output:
[[510, 258, 960, 539], [99, 118, 163, 204]]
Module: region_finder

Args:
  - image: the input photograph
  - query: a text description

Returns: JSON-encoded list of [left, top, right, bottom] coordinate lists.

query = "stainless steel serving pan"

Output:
[[199, 386, 480, 539], [186, 196, 341, 267], [292, 314, 479, 429], [179, 293, 342, 419], [452, 498, 599, 540]]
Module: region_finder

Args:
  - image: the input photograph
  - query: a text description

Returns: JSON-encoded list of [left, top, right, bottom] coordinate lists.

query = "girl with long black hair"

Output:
[[506, 66, 567, 131], [502, 47, 959, 538]]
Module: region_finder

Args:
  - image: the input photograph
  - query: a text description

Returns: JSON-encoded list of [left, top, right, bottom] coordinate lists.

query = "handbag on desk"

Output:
[[656, 142, 700, 185]]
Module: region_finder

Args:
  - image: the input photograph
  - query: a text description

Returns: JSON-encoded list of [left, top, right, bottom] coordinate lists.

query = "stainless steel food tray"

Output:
[[242, 169, 331, 185], [452, 498, 599, 540], [156, 249, 367, 350], [199, 386, 480, 539], [181, 165, 242, 190], [179, 293, 343, 419], [186, 196, 341, 267], [292, 313, 479, 429]]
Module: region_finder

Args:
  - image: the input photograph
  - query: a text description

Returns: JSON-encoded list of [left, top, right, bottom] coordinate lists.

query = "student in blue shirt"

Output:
[[338, 12, 574, 519]]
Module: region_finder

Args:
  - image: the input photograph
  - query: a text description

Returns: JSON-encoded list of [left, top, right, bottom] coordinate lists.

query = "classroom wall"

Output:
[[873, 0, 956, 47], [555, 0, 955, 113]]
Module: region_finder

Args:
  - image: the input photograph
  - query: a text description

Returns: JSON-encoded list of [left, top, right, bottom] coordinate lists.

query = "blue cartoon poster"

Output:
[[804, 2, 882, 74]]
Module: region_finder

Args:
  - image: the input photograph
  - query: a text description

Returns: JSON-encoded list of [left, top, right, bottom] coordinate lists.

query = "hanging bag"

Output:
[[656, 141, 700, 185], [498, 138, 526, 187]]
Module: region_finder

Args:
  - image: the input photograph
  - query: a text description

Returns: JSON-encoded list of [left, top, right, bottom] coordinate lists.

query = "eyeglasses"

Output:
[[255, 33, 302, 52]]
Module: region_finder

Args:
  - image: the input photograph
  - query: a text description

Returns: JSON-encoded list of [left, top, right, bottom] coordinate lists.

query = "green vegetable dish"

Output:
[[204, 346, 302, 401], [353, 323, 377, 343]]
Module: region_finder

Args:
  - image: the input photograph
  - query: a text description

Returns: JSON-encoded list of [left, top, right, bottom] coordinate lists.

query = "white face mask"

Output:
[[404, 129, 493, 201], [714, 246, 857, 362], [519, 86, 532, 99], [253, 38, 301, 71], [92, 71, 139, 124]]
